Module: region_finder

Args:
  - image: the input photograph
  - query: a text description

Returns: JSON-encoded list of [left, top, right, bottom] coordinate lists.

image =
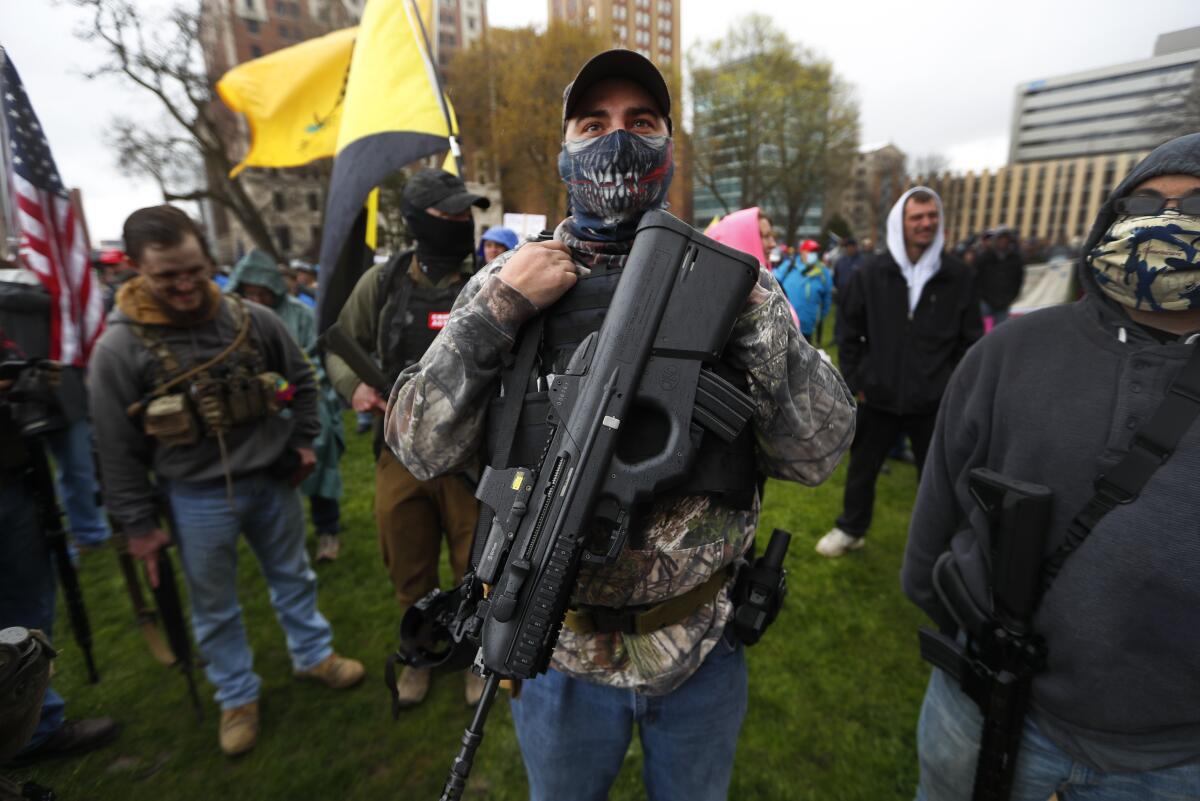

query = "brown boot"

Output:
[[219, 702, 259, 756], [395, 666, 431, 708], [464, 671, 486, 707], [294, 653, 365, 690]]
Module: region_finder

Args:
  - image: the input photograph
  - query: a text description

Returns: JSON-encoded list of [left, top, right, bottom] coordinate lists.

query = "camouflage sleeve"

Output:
[[385, 256, 538, 481], [724, 267, 856, 485]]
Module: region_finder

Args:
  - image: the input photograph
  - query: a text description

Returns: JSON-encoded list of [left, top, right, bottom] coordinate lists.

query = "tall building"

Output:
[[431, 0, 487, 74], [549, 0, 680, 69], [1009, 26, 1200, 164], [915, 150, 1150, 248]]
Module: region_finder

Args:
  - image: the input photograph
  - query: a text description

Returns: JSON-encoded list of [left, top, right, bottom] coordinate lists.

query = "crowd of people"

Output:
[[2, 46, 1198, 801]]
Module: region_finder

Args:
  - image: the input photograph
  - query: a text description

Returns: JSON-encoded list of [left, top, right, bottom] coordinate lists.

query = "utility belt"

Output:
[[564, 565, 735, 636]]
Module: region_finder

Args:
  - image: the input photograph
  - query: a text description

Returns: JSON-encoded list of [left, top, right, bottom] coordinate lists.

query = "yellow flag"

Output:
[[216, 27, 357, 177], [364, 188, 379, 250], [317, 0, 461, 331]]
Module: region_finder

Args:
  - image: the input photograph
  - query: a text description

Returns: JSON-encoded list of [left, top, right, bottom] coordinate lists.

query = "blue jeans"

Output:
[[45, 418, 110, 547], [168, 474, 333, 710], [0, 477, 66, 751], [916, 667, 1200, 800], [510, 633, 748, 801]]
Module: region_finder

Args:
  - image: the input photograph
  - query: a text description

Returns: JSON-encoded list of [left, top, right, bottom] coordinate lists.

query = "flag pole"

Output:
[[0, 47, 20, 262], [407, 0, 463, 176]]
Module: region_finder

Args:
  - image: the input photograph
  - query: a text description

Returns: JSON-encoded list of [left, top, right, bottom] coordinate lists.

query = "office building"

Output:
[[1009, 26, 1200, 163]]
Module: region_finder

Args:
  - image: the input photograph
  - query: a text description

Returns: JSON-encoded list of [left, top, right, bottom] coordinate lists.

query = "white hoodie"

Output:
[[886, 186, 945, 314]]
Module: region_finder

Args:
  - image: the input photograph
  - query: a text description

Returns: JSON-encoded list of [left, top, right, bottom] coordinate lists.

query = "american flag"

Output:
[[3, 49, 104, 365]]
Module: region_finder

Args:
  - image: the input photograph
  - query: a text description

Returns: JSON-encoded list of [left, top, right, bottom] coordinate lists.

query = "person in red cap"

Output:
[[773, 238, 832, 345]]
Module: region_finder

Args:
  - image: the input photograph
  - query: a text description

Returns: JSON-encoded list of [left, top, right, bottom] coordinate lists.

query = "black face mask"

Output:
[[403, 207, 475, 282]]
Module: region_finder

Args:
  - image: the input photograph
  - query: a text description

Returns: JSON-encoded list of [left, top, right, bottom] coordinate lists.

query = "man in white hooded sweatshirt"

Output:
[[817, 188, 982, 557]]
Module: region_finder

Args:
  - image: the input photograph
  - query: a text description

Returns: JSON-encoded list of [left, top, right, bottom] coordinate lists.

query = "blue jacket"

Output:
[[773, 258, 832, 337]]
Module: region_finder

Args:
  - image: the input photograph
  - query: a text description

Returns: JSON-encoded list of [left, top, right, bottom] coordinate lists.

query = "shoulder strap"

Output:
[[377, 249, 416, 314], [1043, 340, 1200, 589]]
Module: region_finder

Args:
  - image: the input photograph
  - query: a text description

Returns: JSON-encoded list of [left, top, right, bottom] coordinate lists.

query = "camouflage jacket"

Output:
[[385, 225, 855, 695]]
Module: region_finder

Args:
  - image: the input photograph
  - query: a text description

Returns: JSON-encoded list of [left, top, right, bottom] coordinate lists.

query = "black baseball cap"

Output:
[[562, 49, 672, 134], [402, 168, 490, 214]]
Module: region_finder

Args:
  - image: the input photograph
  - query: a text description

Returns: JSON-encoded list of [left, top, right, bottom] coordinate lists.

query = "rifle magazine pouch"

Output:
[[144, 393, 199, 447]]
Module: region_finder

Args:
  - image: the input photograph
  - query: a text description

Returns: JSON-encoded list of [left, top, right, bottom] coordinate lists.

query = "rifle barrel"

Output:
[[439, 673, 502, 801]]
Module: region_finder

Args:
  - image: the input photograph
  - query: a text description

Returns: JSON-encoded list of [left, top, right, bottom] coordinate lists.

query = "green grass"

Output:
[[14, 409, 932, 800]]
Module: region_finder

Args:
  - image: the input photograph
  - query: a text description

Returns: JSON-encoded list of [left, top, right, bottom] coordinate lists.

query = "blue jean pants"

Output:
[[45, 418, 110, 547], [916, 667, 1200, 800], [168, 474, 333, 710], [509, 633, 748, 801], [0, 478, 66, 751]]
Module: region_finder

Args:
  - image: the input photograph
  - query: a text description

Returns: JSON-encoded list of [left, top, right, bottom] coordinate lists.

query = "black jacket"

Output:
[[975, 247, 1025, 310], [837, 251, 982, 415]]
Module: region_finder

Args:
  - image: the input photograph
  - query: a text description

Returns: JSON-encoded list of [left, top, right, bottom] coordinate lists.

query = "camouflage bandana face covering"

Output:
[[558, 130, 674, 242], [1090, 212, 1200, 311]]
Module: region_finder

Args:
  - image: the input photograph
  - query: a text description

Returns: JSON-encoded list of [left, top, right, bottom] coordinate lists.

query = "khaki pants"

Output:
[[374, 452, 478, 606]]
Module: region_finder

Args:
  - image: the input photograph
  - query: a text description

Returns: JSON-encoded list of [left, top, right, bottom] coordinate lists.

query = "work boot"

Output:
[[294, 653, 365, 689], [219, 702, 259, 757], [815, 527, 865, 558], [7, 718, 119, 765], [315, 534, 340, 563], [464, 671, 486, 707], [395, 666, 431, 708]]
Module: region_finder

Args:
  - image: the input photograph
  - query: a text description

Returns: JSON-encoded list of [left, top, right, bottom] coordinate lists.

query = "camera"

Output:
[[0, 359, 65, 438]]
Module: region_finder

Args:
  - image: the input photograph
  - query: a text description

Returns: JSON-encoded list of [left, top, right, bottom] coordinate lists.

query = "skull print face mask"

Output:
[[557, 129, 674, 242]]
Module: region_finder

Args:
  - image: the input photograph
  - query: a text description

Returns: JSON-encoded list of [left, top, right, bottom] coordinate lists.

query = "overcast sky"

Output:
[[4, 0, 1198, 242]]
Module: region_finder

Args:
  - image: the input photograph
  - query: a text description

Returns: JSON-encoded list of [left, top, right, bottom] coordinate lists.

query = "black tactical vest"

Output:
[[378, 251, 467, 384], [484, 264, 759, 509]]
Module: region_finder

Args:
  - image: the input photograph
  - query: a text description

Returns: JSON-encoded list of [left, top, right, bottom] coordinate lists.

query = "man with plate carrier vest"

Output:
[[325, 168, 491, 708], [384, 50, 857, 801]]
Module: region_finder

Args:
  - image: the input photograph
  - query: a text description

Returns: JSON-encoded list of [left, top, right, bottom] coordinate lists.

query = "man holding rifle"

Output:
[[902, 134, 1200, 799], [386, 50, 855, 800], [325, 169, 488, 707], [89, 206, 363, 758]]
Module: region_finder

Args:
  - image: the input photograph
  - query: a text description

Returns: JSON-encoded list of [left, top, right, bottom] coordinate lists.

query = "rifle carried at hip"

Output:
[[918, 468, 1052, 801]]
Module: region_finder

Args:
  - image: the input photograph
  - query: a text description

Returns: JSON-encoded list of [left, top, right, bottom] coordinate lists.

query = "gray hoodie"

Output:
[[89, 288, 319, 538], [902, 133, 1200, 772]]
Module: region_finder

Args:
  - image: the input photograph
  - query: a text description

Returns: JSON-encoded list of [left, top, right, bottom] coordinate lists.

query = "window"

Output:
[[250, 44, 263, 57], [247, 19, 259, 33], [275, 226, 292, 254], [279, 24, 288, 37], [273, 191, 286, 211], [307, 192, 319, 211], [310, 226, 322, 247], [658, 0, 671, 12], [613, 5, 626, 19]]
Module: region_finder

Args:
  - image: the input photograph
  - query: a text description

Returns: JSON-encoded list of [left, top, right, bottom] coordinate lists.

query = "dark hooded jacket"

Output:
[[901, 133, 1200, 772]]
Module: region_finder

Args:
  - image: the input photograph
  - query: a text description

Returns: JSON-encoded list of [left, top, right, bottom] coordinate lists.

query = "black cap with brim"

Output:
[[562, 49, 672, 133], [402, 167, 491, 214]]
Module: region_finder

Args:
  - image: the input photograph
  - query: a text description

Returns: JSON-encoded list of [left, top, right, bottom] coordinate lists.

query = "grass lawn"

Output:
[[14, 407, 934, 800]]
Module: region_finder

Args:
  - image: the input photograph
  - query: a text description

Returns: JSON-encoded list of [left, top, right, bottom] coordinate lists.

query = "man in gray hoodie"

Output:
[[902, 134, 1200, 798], [89, 206, 363, 757]]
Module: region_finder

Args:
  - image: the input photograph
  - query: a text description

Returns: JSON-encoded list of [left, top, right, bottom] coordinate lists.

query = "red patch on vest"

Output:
[[427, 311, 450, 330]]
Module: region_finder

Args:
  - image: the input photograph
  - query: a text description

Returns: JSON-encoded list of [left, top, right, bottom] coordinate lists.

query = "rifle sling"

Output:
[[1043, 337, 1200, 590], [469, 314, 546, 570]]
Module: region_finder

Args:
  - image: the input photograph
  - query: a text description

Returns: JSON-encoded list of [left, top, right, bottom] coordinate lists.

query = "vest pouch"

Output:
[[190, 379, 230, 434], [226, 376, 254, 426], [144, 393, 199, 447], [257, 372, 286, 415]]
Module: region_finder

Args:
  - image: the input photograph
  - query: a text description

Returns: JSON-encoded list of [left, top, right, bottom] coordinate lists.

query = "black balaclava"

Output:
[[403, 203, 475, 283]]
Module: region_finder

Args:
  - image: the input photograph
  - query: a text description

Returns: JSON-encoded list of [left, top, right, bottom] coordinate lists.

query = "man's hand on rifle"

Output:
[[497, 240, 579, 310], [352, 382, 387, 415], [129, 528, 171, 588]]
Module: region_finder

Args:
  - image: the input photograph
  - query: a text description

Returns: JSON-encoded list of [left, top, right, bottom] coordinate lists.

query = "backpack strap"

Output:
[[1043, 338, 1200, 590]]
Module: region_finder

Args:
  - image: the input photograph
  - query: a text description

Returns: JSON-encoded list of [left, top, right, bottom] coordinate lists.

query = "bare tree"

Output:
[[910, 153, 950, 180], [689, 15, 860, 244], [73, 0, 279, 258]]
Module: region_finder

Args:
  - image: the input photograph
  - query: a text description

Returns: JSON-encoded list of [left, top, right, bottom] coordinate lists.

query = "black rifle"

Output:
[[400, 211, 760, 800], [317, 321, 391, 396], [918, 468, 1052, 801], [154, 499, 204, 721], [25, 437, 99, 684]]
